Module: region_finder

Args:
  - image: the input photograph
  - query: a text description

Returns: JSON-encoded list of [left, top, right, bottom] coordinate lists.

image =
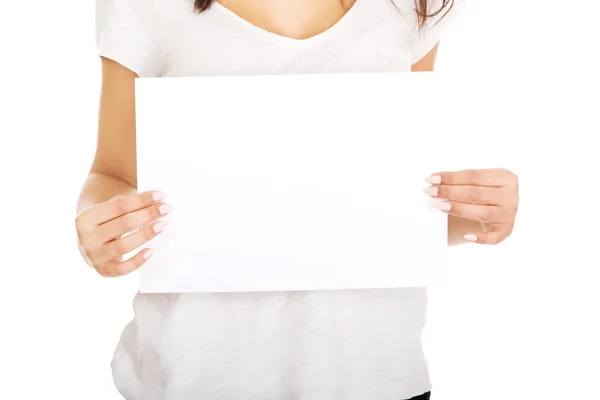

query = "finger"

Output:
[[432, 200, 504, 222], [99, 220, 169, 263], [464, 231, 507, 245], [99, 248, 154, 277], [82, 190, 166, 227], [96, 202, 172, 242], [427, 169, 514, 187], [425, 184, 503, 205]]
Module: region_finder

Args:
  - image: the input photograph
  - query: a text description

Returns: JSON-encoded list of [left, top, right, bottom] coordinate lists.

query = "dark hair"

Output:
[[193, 0, 453, 31]]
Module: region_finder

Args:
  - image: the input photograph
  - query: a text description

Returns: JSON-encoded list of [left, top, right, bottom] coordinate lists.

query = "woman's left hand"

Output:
[[424, 168, 519, 244]]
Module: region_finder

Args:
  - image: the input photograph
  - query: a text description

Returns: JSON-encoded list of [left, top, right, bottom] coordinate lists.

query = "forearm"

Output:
[[448, 215, 486, 246], [76, 172, 136, 215]]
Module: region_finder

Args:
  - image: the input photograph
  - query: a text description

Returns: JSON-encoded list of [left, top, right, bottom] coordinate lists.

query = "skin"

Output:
[[217, 0, 357, 40], [76, 0, 519, 277]]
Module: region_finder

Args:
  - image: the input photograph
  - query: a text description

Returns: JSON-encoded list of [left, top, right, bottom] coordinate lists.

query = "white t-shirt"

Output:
[[96, 0, 465, 398]]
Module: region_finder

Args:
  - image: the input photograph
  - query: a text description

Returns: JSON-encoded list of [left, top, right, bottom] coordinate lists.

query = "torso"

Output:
[[152, 0, 414, 77], [111, 0, 438, 398]]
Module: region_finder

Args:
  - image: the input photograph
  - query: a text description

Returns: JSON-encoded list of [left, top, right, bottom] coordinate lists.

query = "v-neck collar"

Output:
[[210, 0, 365, 47]]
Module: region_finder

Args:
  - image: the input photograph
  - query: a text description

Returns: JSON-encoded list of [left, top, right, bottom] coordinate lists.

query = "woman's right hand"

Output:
[[75, 191, 172, 277]]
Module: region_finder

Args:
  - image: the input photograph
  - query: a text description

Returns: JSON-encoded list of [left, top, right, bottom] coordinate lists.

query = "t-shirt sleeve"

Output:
[[95, 0, 163, 77], [408, 0, 468, 64]]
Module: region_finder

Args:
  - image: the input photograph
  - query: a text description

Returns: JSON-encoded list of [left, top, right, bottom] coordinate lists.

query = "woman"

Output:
[[76, 0, 519, 398]]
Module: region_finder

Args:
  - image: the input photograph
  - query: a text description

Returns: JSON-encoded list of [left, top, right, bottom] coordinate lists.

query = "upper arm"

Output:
[[91, 57, 139, 187], [91, 0, 164, 187], [411, 41, 439, 71]]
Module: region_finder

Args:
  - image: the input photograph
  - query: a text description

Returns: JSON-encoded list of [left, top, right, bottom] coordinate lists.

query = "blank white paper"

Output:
[[135, 72, 448, 293]]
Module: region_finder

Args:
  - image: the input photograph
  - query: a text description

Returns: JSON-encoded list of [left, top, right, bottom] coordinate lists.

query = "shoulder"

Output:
[[96, 0, 193, 33], [392, 0, 468, 65], [96, 0, 185, 76], [96, 0, 172, 28], [390, 0, 467, 27]]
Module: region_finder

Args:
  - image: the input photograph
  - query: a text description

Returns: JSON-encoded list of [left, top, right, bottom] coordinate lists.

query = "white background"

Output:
[[1, 1, 599, 399]]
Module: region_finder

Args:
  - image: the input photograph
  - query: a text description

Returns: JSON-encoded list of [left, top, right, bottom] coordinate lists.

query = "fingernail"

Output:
[[423, 186, 438, 196], [153, 220, 169, 233], [464, 234, 478, 242], [143, 249, 153, 259], [153, 191, 166, 201], [433, 201, 451, 211], [159, 204, 173, 215], [425, 175, 441, 184]]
